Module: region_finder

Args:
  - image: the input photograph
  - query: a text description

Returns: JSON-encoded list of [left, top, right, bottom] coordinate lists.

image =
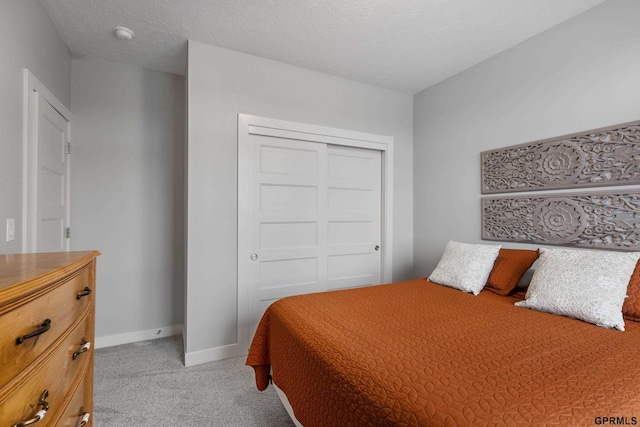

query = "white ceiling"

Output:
[[38, 0, 606, 94]]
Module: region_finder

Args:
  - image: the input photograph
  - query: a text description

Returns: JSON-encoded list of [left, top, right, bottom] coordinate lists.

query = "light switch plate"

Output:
[[6, 219, 15, 242]]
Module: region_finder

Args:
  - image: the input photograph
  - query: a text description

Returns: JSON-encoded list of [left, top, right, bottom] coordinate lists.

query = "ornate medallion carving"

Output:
[[482, 192, 640, 250], [533, 197, 588, 242], [534, 141, 585, 185], [481, 121, 640, 193]]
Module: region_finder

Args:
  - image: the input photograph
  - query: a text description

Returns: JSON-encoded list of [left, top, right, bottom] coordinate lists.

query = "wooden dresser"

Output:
[[0, 251, 99, 427]]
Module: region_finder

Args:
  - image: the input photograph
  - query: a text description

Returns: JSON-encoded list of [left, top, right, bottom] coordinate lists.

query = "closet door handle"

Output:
[[76, 287, 92, 300], [16, 319, 51, 345], [12, 390, 50, 427]]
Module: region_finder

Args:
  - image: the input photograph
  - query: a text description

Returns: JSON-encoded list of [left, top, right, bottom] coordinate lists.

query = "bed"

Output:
[[247, 245, 640, 426]]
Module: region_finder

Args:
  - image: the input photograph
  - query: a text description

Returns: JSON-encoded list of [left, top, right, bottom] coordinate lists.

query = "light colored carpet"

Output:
[[93, 336, 296, 426]]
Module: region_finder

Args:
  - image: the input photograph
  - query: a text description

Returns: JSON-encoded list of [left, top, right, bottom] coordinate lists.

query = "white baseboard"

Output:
[[184, 343, 238, 367], [95, 324, 183, 349]]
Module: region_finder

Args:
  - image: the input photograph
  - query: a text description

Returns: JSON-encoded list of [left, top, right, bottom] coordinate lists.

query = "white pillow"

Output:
[[515, 248, 640, 331], [428, 241, 501, 295]]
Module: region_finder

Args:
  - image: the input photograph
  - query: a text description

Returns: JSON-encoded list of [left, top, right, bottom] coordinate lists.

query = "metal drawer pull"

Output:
[[12, 390, 50, 427], [77, 409, 90, 427], [76, 287, 92, 300], [16, 319, 51, 345], [73, 339, 92, 360]]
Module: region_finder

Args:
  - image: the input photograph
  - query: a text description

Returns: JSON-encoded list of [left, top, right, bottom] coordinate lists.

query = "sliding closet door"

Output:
[[247, 135, 328, 325], [327, 145, 381, 290], [238, 114, 394, 353], [244, 137, 382, 344]]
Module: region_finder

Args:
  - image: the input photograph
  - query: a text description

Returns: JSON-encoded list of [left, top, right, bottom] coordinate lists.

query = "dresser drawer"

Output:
[[53, 367, 92, 427], [0, 312, 93, 426], [0, 267, 93, 387]]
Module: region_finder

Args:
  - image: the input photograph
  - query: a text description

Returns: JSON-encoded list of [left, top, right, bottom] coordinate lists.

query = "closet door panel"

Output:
[[326, 145, 381, 290], [247, 136, 327, 335]]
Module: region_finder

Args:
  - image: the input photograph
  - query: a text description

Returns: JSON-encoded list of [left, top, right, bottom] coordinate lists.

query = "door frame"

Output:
[[22, 69, 73, 253], [237, 114, 394, 353]]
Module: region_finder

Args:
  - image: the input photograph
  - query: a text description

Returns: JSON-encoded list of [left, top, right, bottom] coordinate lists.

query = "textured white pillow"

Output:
[[428, 241, 501, 295], [515, 248, 640, 331]]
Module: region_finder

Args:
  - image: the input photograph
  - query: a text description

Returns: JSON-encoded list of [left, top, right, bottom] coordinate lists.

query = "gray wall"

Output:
[[0, 0, 71, 254], [186, 41, 414, 360], [413, 0, 640, 277], [71, 56, 185, 343]]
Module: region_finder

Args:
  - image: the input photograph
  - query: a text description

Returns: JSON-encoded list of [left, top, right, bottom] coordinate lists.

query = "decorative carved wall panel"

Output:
[[481, 121, 640, 194], [482, 191, 640, 251]]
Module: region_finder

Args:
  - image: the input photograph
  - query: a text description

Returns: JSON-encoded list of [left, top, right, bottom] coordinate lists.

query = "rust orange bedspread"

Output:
[[246, 279, 640, 426]]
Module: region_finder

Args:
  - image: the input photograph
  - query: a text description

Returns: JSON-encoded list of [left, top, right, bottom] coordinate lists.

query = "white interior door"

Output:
[[35, 97, 70, 252], [23, 70, 72, 253]]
